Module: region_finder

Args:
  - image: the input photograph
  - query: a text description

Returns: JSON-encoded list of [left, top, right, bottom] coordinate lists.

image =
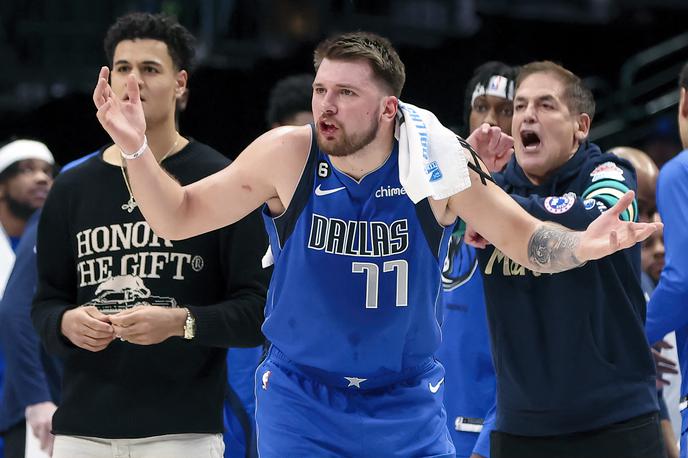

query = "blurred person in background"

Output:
[[265, 73, 314, 129], [437, 61, 518, 458], [610, 146, 679, 458], [646, 61, 688, 458], [0, 139, 54, 458]]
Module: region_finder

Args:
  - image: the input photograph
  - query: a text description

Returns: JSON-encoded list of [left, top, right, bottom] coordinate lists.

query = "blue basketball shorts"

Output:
[[254, 346, 455, 457]]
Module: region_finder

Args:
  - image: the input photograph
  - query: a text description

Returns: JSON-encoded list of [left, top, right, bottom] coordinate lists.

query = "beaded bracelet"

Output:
[[120, 135, 148, 160]]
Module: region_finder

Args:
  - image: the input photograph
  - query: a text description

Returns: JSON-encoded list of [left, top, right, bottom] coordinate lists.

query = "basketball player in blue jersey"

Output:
[[438, 61, 518, 458], [92, 31, 660, 457]]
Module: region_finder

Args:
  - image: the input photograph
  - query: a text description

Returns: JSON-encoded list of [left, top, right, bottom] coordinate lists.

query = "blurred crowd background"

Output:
[[1, 0, 687, 166]]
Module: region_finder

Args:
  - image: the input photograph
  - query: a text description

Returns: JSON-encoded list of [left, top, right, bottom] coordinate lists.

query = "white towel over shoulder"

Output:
[[396, 101, 471, 204]]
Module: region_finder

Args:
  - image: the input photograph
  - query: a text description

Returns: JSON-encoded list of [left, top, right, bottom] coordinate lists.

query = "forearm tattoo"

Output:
[[527, 225, 584, 273], [457, 136, 495, 186]]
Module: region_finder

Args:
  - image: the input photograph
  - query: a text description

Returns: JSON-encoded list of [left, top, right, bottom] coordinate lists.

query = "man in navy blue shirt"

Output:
[[475, 61, 663, 458]]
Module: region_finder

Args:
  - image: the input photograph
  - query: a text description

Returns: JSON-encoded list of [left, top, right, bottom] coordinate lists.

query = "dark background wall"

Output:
[[1, 0, 686, 166]]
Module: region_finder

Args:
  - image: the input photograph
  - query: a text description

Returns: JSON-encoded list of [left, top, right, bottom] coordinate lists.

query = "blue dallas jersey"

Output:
[[262, 126, 453, 380], [437, 227, 495, 458]]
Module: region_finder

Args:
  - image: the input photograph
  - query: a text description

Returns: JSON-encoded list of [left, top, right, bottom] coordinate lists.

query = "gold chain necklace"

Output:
[[120, 133, 181, 213]]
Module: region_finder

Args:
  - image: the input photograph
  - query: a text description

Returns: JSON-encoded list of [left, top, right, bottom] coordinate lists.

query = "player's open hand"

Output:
[[466, 123, 514, 172], [93, 66, 147, 154], [652, 340, 678, 389], [576, 191, 661, 262], [25, 401, 57, 455]]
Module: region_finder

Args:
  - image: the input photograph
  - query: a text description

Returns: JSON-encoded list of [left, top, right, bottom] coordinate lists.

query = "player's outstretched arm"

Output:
[[93, 66, 303, 240], [446, 144, 660, 274]]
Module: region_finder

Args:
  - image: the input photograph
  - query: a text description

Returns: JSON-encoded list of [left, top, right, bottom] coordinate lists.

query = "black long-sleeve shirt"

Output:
[[32, 140, 268, 438]]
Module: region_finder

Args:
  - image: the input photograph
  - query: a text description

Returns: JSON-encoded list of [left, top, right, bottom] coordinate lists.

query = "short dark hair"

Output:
[[517, 61, 596, 121], [313, 31, 405, 97], [679, 61, 688, 89], [463, 61, 519, 127], [104, 12, 196, 72], [266, 74, 314, 126]]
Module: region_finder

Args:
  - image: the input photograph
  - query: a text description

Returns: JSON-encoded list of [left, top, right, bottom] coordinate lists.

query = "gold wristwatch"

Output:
[[183, 308, 196, 340]]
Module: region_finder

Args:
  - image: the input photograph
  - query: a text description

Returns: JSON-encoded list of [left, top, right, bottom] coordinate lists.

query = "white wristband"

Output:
[[120, 135, 148, 160]]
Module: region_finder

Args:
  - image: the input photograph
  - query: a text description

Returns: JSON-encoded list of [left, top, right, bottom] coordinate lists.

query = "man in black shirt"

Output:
[[32, 12, 268, 458]]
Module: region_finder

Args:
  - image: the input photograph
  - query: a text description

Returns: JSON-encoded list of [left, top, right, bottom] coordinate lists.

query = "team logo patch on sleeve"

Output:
[[544, 192, 576, 214], [590, 162, 624, 182]]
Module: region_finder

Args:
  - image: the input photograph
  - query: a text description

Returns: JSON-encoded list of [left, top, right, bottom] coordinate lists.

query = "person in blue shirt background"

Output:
[[0, 211, 61, 458], [0, 139, 55, 458], [610, 146, 680, 458], [645, 61, 688, 458], [438, 61, 518, 458]]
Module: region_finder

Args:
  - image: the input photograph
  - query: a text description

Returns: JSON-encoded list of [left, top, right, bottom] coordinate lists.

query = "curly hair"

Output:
[[104, 12, 196, 72]]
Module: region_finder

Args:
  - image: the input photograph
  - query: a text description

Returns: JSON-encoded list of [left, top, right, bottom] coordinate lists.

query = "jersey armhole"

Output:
[[416, 198, 453, 262], [268, 124, 319, 248]]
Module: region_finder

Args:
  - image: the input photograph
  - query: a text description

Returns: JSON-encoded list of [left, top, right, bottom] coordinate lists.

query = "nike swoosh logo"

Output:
[[315, 184, 346, 196], [428, 377, 445, 394]]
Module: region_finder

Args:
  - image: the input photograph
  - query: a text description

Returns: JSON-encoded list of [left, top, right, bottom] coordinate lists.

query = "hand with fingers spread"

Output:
[[61, 306, 116, 352], [651, 340, 678, 389], [576, 191, 662, 263], [109, 305, 187, 346], [466, 123, 514, 172], [25, 401, 57, 455], [93, 66, 147, 154]]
